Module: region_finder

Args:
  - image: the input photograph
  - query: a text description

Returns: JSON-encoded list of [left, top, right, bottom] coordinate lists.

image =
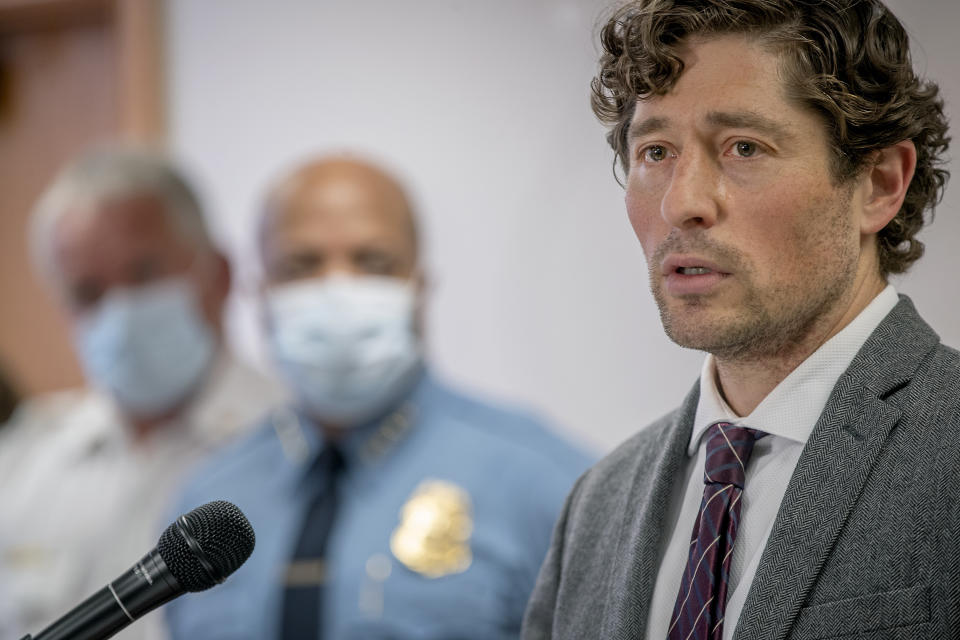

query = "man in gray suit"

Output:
[[523, 1, 956, 638]]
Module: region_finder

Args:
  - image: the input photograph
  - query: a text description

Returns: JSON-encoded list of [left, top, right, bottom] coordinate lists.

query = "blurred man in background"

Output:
[[0, 147, 284, 639], [165, 155, 592, 639]]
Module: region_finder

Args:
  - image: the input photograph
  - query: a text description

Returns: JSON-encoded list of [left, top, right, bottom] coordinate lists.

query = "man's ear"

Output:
[[411, 267, 430, 340], [212, 251, 232, 300], [200, 251, 232, 327], [412, 267, 429, 298], [859, 140, 917, 235]]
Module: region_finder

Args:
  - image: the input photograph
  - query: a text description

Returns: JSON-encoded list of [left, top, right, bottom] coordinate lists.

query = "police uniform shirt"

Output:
[[0, 353, 286, 640], [164, 370, 593, 640]]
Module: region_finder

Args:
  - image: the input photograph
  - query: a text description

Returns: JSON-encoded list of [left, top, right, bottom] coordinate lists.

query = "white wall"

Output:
[[166, 0, 960, 454]]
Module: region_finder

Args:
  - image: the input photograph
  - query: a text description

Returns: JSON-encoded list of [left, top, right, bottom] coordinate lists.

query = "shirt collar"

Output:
[[61, 349, 267, 458], [181, 350, 284, 444], [690, 285, 899, 455]]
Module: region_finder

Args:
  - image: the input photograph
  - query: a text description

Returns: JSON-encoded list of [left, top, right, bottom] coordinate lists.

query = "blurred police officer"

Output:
[[165, 156, 592, 639], [0, 147, 284, 640]]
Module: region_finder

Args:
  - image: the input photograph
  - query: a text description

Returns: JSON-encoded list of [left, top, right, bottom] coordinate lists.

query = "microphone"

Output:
[[22, 500, 255, 640]]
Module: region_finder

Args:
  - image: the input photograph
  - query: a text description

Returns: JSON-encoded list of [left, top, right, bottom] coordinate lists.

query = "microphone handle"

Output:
[[32, 548, 182, 640]]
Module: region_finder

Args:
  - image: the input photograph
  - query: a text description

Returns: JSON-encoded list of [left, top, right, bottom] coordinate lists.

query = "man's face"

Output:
[[51, 194, 222, 327], [260, 169, 418, 287], [625, 35, 873, 361]]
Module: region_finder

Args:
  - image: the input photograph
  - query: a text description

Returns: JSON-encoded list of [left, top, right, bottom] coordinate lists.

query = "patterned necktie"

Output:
[[667, 422, 766, 640], [280, 443, 346, 639]]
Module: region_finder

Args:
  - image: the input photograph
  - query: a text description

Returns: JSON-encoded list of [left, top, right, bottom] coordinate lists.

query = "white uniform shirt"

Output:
[[0, 353, 285, 640], [645, 285, 899, 640]]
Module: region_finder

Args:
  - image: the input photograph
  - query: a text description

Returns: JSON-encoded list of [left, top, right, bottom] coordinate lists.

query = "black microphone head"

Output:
[[157, 500, 255, 592]]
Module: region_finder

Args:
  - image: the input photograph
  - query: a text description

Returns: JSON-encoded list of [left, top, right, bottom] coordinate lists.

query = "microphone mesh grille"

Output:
[[157, 500, 256, 592]]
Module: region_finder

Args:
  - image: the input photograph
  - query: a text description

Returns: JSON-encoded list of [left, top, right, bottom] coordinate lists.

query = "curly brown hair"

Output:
[[591, 0, 950, 276]]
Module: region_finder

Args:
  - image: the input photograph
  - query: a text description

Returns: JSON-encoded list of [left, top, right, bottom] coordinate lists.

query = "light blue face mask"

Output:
[[73, 278, 216, 417], [265, 275, 423, 427]]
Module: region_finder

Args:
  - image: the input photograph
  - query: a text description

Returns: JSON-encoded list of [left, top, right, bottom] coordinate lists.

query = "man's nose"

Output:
[[660, 150, 720, 230]]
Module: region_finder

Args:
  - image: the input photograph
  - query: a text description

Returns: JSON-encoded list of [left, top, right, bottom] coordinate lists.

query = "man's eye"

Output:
[[130, 258, 162, 284], [272, 253, 322, 281], [733, 141, 758, 157], [70, 283, 102, 312], [642, 145, 668, 163], [355, 251, 396, 276]]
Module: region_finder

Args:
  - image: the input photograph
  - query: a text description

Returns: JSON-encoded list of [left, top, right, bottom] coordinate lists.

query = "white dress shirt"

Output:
[[644, 285, 899, 640], [0, 353, 285, 640]]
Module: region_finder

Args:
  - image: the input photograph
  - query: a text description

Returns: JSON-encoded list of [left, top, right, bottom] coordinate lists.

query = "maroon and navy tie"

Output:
[[667, 421, 766, 640]]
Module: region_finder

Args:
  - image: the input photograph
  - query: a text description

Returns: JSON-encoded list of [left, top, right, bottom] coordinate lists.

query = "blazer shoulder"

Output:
[[895, 341, 960, 421], [591, 408, 682, 476], [918, 342, 960, 438], [928, 342, 960, 393], [568, 406, 685, 516]]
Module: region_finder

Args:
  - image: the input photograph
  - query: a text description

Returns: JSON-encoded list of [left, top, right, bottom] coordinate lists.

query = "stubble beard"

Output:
[[653, 269, 854, 363], [649, 196, 859, 364]]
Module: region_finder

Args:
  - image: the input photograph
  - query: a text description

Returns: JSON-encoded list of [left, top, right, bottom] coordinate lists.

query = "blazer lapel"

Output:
[[734, 297, 940, 640], [603, 384, 699, 640]]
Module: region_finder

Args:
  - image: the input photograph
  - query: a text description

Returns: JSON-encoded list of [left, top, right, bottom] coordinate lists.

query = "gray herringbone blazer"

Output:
[[523, 296, 960, 639]]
